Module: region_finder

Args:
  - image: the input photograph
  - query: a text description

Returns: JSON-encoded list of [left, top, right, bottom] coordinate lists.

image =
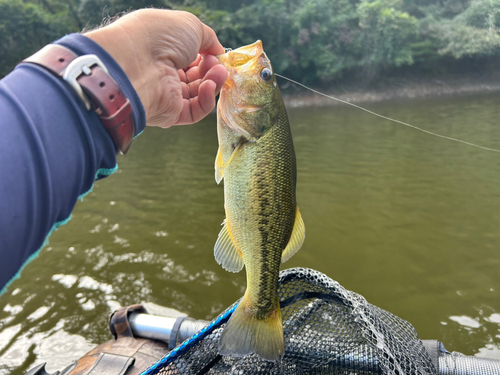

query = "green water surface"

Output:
[[1, 93, 500, 373]]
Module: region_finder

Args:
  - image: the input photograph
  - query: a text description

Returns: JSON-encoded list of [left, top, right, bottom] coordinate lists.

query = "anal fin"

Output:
[[214, 220, 244, 273], [281, 208, 305, 263]]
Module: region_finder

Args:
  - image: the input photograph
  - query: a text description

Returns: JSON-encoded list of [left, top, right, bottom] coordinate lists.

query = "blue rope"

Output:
[[140, 303, 237, 375]]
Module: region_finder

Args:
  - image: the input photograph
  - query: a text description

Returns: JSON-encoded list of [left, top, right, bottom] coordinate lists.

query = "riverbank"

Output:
[[279, 73, 500, 108]]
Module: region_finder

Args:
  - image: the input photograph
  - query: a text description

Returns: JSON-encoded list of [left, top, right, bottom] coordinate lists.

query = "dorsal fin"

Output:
[[282, 208, 305, 263], [214, 220, 244, 273]]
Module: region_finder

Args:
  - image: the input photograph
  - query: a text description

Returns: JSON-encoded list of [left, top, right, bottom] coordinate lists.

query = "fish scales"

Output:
[[214, 40, 305, 361], [224, 107, 296, 313]]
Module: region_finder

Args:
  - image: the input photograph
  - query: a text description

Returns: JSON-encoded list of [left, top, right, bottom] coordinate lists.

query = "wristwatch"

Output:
[[22, 44, 135, 154]]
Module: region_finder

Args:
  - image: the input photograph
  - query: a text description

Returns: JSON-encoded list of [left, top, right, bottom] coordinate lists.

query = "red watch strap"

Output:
[[24, 46, 76, 76], [23, 44, 135, 154]]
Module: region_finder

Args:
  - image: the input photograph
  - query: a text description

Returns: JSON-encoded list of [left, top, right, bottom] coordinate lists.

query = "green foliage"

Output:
[[0, 0, 74, 77], [358, 0, 418, 67], [401, 0, 469, 19], [2, 0, 500, 83], [174, 4, 245, 54], [230, 1, 296, 77], [243, 0, 419, 82], [437, 0, 500, 58], [290, 0, 362, 81], [78, 0, 166, 28], [184, 0, 298, 79]]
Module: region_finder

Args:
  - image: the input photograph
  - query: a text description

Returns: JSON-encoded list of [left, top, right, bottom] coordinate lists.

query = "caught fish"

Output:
[[214, 41, 305, 361]]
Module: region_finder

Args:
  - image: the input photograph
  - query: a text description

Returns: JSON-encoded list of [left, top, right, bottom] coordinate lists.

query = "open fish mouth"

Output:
[[215, 40, 276, 141], [216, 40, 266, 71]]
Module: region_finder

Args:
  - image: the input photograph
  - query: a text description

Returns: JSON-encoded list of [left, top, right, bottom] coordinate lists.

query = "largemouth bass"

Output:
[[214, 41, 305, 361]]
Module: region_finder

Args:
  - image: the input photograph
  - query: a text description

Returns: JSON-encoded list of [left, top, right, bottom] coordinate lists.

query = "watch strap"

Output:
[[23, 44, 135, 154]]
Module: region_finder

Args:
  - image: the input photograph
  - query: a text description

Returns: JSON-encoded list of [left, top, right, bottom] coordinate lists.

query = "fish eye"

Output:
[[260, 68, 273, 82]]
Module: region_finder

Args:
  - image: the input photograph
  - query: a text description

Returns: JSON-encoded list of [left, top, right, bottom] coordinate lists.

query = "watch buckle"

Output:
[[62, 54, 109, 110]]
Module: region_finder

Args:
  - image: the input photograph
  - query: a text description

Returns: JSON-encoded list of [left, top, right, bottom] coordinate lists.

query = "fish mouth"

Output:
[[216, 40, 265, 71]]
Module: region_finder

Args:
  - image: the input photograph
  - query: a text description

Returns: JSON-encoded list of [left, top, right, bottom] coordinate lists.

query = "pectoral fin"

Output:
[[281, 208, 305, 263], [214, 142, 243, 184], [215, 147, 224, 184], [214, 220, 244, 273]]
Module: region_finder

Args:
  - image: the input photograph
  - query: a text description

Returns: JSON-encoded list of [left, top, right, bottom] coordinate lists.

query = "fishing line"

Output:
[[275, 74, 500, 153]]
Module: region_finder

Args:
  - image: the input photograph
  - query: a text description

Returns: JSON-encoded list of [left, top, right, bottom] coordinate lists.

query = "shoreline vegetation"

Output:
[[3, 0, 500, 107], [280, 72, 500, 108]]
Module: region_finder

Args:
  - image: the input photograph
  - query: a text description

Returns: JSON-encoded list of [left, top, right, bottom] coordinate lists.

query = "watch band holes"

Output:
[[100, 82, 105, 87], [110, 95, 115, 101], [59, 58, 65, 63]]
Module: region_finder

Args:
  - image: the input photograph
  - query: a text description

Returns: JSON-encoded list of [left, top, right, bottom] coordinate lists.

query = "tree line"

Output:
[[2, 0, 500, 85]]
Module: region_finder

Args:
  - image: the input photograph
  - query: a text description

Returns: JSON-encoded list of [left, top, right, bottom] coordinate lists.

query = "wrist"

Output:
[[85, 23, 161, 123], [22, 44, 135, 153]]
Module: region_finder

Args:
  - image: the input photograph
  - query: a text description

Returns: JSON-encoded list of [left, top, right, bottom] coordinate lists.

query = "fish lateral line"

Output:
[[275, 73, 500, 154]]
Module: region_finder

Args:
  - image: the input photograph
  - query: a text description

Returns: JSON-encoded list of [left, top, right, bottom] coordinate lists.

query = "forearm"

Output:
[[0, 34, 146, 293]]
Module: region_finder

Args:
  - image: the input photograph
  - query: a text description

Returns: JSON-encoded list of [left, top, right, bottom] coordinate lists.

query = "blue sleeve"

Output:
[[0, 33, 146, 294]]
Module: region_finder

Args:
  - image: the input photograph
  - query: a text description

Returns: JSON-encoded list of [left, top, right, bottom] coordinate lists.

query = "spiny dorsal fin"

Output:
[[214, 220, 244, 273], [281, 208, 305, 263]]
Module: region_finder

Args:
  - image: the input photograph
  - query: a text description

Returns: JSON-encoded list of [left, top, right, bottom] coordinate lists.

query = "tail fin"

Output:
[[219, 295, 284, 361]]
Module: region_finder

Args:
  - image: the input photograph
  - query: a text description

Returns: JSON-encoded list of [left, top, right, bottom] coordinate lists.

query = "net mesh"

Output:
[[143, 267, 436, 375]]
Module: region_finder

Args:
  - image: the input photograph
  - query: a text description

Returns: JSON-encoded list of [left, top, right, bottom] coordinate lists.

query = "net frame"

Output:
[[141, 268, 436, 375]]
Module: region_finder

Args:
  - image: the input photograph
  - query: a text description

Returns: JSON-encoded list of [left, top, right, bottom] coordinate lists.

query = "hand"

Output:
[[85, 9, 228, 128]]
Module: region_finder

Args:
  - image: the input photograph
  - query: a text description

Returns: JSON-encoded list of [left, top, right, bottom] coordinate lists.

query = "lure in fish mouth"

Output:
[[214, 40, 305, 361]]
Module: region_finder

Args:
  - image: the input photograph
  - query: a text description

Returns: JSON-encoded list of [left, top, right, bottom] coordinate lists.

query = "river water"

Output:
[[2, 92, 500, 374]]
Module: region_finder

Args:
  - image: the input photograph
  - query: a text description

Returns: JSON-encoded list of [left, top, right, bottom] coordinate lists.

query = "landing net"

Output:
[[141, 267, 436, 374]]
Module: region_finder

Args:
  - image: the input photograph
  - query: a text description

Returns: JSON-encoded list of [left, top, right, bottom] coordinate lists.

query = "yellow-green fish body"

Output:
[[214, 41, 305, 361]]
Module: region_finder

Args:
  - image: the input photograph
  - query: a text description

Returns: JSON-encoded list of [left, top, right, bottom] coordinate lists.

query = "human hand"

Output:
[[85, 9, 228, 128]]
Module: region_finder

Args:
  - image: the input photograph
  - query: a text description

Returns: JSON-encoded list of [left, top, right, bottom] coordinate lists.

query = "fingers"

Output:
[[175, 63, 228, 125], [176, 80, 217, 125], [197, 55, 223, 79], [184, 55, 202, 73], [180, 55, 222, 81], [196, 62, 228, 99], [179, 55, 226, 98]]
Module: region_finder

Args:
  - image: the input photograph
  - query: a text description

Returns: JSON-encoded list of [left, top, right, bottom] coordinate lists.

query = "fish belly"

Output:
[[218, 111, 297, 360]]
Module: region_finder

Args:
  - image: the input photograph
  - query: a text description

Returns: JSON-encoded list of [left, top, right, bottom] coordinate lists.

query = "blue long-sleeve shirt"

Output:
[[0, 34, 146, 294]]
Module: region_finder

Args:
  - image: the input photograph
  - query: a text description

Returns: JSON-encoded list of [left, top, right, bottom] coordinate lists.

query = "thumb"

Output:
[[199, 23, 225, 56]]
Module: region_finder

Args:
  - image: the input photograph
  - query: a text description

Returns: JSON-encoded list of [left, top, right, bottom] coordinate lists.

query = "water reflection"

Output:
[[0, 319, 93, 373], [1, 93, 500, 373], [445, 309, 500, 359]]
